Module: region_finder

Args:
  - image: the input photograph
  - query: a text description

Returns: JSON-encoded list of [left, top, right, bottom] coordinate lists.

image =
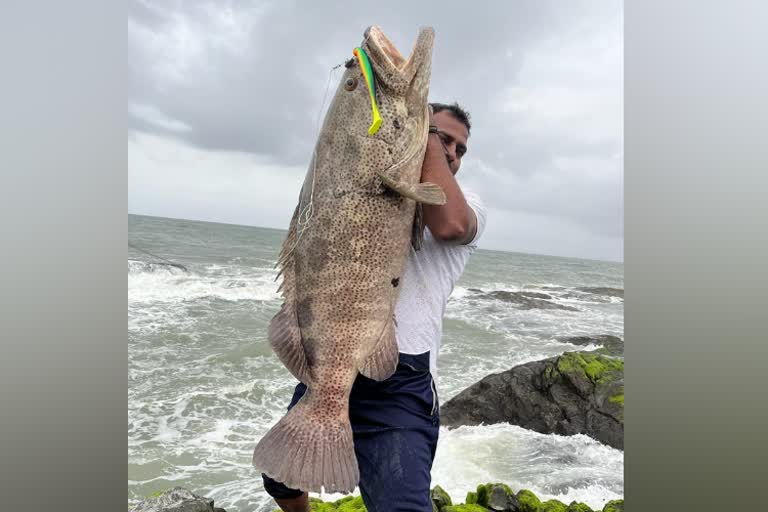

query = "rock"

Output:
[[129, 487, 223, 512], [565, 503, 594, 512], [432, 485, 454, 511], [474, 483, 520, 511], [515, 490, 542, 512], [519, 291, 553, 300], [601, 500, 624, 512], [472, 290, 579, 312], [558, 335, 624, 357], [575, 287, 623, 299], [440, 352, 624, 449], [294, 484, 618, 512]]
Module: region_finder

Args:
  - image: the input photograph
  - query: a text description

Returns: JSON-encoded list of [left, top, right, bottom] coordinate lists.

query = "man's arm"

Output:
[[421, 132, 477, 244]]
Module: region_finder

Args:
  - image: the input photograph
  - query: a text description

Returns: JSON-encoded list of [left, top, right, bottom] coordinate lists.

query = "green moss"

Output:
[[541, 499, 567, 512], [557, 352, 623, 385], [336, 495, 367, 511], [566, 502, 594, 512], [608, 393, 624, 406], [306, 495, 367, 511], [602, 499, 624, 512], [147, 490, 165, 498], [444, 505, 489, 512], [310, 506, 338, 512], [291, 486, 616, 512], [476, 484, 490, 506], [516, 489, 543, 512], [309, 497, 339, 511]]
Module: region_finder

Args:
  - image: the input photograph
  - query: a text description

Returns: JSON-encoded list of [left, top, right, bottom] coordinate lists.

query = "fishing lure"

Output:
[[352, 47, 383, 135]]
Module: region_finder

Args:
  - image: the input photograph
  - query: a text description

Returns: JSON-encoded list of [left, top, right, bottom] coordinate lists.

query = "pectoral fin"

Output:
[[376, 171, 446, 205], [359, 316, 399, 381], [269, 301, 312, 384]]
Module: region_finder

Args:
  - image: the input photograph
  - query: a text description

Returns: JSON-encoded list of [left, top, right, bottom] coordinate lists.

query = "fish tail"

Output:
[[252, 390, 358, 494]]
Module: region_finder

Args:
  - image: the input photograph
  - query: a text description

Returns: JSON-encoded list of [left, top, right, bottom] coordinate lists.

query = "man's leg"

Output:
[[263, 475, 309, 512], [349, 351, 440, 512], [354, 425, 439, 512], [274, 494, 309, 512], [260, 352, 438, 511]]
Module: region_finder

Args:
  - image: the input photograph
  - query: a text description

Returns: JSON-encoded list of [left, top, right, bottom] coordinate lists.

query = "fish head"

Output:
[[362, 25, 435, 110], [361, 26, 435, 143], [321, 26, 435, 180]]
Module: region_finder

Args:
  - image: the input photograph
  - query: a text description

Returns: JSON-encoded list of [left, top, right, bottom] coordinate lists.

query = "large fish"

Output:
[[252, 25, 443, 494]]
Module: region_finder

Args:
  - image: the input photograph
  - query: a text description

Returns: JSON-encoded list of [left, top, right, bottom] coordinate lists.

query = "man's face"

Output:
[[433, 110, 469, 175]]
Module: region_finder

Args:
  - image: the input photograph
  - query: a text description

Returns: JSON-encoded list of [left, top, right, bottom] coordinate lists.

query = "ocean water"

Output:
[[128, 214, 624, 511]]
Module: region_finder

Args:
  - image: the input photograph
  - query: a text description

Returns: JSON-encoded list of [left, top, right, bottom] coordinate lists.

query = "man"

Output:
[[262, 102, 487, 512]]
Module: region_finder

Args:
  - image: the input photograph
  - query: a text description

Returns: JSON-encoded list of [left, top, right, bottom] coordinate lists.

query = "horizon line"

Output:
[[128, 212, 624, 265]]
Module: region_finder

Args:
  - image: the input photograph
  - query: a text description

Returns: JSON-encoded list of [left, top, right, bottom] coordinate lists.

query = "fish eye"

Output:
[[344, 77, 358, 91]]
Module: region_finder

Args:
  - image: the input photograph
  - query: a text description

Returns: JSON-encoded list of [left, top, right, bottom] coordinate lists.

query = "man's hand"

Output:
[[421, 108, 477, 244]]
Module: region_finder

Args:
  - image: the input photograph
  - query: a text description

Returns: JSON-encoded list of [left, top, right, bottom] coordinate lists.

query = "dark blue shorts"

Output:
[[262, 351, 440, 512]]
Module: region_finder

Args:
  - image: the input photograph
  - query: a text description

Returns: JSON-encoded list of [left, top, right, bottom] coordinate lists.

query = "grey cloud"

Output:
[[129, 1, 579, 161], [129, 0, 623, 260]]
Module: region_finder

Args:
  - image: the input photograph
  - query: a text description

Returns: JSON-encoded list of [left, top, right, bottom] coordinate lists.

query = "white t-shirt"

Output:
[[394, 190, 487, 381]]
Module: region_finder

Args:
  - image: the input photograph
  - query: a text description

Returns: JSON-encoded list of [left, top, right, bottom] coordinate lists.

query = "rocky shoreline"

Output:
[[130, 485, 624, 512], [440, 335, 624, 449], [130, 336, 624, 512]]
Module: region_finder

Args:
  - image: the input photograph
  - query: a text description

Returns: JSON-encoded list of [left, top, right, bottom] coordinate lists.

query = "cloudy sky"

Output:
[[129, 0, 623, 262]]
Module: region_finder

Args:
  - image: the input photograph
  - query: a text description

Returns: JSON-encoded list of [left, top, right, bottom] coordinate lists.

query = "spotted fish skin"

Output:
[[252, 26, 440, 494]]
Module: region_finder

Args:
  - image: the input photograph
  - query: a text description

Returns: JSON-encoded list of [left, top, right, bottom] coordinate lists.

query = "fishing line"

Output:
[[128, 242, 189, 272], [288, 64, 340, 257], [282, 32, 376, 263]]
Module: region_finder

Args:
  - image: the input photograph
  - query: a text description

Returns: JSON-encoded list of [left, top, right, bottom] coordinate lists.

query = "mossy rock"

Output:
[[475, 483, 512, 506], [556, 352, 623, 386], [336, 495, 367, 511], [431, 485, 454, 511], [444, 505, 490, 512], [602, 500, 623, 512], [565, 502, 594, 512], [516, 489, 542, 512], [473, 482, 518, 511], [466, 491, 479, 504], [305, 495, 368, 511], [476, 484, 491, 507], [541, 499, 567, 512]]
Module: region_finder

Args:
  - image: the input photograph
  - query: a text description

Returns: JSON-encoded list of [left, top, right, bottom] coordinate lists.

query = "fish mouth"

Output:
[[362, 25, 434, 87], [364, 26, 408, 71]]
